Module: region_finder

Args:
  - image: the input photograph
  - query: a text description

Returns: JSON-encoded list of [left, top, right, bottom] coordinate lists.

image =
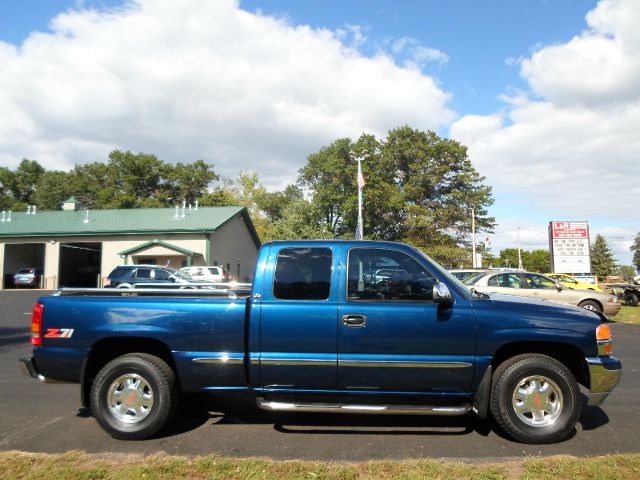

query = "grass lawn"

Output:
[[2, 451, 640, 480], [614, 306, 640, 324]]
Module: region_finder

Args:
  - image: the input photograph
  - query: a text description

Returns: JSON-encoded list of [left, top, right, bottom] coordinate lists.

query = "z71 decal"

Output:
[[44, 328, 74, 339]]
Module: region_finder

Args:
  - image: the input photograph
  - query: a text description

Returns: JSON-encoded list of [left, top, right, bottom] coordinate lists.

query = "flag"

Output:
[[485, 236, 491, 246], [357, 170, 366, 191]]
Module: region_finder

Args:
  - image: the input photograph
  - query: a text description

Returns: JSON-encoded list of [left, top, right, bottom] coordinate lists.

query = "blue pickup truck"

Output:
[[20, 240, 621, 443]]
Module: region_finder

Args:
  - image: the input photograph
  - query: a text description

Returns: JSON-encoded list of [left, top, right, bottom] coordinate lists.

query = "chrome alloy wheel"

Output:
[[511, 375, 563, 427], [107, 374, 154, 424], [582, 304, 597, 311]]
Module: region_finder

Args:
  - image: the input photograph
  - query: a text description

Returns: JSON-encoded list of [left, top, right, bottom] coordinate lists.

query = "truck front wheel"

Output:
[[490, 354, 581, 444], [90, 353, 178, 440]]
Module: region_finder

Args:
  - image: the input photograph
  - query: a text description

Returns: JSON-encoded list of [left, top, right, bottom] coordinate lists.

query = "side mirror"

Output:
[[433, 282, 453, 306]]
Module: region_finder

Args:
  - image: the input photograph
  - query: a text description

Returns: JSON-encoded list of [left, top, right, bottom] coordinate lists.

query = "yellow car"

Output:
[[545, 273, 603, 292]]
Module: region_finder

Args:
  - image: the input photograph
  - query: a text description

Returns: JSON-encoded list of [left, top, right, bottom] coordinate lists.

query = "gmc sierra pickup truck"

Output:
[[20, 240, 621, 443]]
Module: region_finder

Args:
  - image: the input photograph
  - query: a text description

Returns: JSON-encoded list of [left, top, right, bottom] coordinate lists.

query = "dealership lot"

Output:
[[1, 290, 639, 460]]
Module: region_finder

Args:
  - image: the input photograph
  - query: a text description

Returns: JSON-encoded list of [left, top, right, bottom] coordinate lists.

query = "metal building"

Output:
[[0, 198, 260, 289]]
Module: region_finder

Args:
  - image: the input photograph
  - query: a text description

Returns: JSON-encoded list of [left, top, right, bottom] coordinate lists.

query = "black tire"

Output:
[[624, 293, 639, 307], [490, 354, 581, 444], [90, 353, 178, 440], [578, 300, 602, 313]]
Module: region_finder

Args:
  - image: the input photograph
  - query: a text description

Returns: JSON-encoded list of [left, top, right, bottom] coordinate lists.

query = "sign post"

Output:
[[548, 221, 591, 274]]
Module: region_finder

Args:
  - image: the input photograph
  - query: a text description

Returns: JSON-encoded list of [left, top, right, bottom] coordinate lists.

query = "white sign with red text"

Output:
[[550, 221, 591, 274]]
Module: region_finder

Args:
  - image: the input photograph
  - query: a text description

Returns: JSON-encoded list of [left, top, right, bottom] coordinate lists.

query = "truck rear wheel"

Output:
[[90, 353, 178, 440], [490, 354, 581, 444]]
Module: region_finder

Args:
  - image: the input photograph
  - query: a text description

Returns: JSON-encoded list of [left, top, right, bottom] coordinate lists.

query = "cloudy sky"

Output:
[[0, 0, 638, 264]]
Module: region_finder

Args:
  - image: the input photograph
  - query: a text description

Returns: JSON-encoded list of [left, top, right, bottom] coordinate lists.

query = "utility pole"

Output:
[[517, 227, 523, 270], [471, 207, 476, 268]]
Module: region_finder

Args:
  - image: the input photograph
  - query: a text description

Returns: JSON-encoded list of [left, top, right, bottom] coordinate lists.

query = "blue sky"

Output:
[[0, 0, 636, 265]]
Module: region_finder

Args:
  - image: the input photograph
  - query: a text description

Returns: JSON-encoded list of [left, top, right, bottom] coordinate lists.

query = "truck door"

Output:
[[337, 246, 476, 393], [259, 244, 339, 390]]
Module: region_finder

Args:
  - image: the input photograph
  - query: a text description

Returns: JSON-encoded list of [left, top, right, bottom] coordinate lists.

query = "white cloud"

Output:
[[451, 0, 640, 221], [0, 0, 454, 188], [391, 37, 449, 68]]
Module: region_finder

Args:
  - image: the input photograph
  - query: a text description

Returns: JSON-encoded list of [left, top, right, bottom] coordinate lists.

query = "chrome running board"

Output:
[[256, 398, 471, 416]]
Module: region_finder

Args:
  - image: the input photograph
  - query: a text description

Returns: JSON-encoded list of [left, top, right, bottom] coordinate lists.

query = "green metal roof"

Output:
[[118, 239, 199, 256], [0, 206, 260, 246]]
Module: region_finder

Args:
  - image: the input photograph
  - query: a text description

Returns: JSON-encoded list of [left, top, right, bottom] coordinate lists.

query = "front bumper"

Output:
[[587, 355, 622, 406]]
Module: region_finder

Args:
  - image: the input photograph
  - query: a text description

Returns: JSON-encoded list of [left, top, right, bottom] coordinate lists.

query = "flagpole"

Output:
[[471, 207, 476, 268], [357, 156, 363, 240], [351, 150, 368, 240]]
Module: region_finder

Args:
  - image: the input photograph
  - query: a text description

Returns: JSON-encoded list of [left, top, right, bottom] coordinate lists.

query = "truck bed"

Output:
[[35, 289, 250, 390]]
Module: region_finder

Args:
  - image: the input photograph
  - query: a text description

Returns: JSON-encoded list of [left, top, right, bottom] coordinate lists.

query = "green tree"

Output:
[[385, 127, 494, 252], [263, 198, 332, 241], [497, 248, 550, 272], [591, 234, 617, 280], [33, 171, 75, 209], [0, 159, 45, 209], [258, 185, 303, 222], [631, 232, 640, 270], [298, 127, 494, 264], [63, 151, 218, 210], [527, 250, 551, 273], [0, 167, 14, 210], [164, 160, 219, 205], [617, 265, 637, 282]]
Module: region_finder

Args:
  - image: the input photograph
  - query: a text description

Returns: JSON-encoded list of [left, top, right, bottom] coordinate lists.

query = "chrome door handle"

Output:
[[342, 314, 367, 327]]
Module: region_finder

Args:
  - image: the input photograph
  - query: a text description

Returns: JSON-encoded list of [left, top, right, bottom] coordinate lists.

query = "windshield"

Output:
[[463, 273, 486, 285], [168, 269, 192, 281]]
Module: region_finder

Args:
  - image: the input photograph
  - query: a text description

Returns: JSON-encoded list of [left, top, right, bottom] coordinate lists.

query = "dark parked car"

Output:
[[103, 265, 196, 288], [14, 268, 42, 288]]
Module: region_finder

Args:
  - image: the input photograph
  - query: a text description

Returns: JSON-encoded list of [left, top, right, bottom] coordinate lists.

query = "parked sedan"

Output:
[[13, 268, 42, 288], [465, 271, 620, 318], [449, 269, 489, 282]]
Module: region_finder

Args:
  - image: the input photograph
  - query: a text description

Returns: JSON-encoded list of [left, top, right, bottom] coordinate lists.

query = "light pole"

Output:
[[517, 227, 523, 270]]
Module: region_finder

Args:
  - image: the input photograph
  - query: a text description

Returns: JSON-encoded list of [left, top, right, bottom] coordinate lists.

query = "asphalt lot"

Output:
[[1, 289, 638, 460]]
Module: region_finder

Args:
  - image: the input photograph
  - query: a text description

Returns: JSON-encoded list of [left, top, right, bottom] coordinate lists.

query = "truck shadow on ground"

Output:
[[157, 393, 608, 442]]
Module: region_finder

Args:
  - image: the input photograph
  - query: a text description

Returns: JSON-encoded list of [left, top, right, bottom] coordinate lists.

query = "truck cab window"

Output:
[[347, 248, 437, 301], [273, 247, 332, 300]]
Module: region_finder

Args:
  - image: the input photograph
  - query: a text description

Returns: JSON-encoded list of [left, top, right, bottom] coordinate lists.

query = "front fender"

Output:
[[478, 327, 595, 357]]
